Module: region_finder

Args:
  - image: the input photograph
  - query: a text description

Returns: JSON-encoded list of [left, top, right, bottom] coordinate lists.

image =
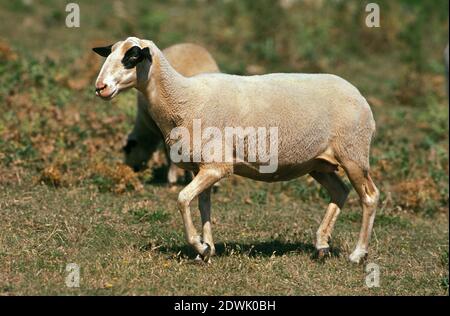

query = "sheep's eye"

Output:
[[121, 46, 144, 69]]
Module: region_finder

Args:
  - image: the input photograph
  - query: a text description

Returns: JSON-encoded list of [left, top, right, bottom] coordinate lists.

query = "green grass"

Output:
[[0, 0, 448, 295]]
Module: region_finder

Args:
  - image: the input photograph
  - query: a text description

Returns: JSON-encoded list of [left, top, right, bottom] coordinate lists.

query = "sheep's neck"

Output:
[[141, 55, 192, 142]]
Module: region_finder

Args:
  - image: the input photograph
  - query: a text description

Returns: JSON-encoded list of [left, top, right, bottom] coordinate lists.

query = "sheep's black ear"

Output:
[[141, 47, 152, 63], [122, 46, 152, 69], [92, 44, 113, 57]]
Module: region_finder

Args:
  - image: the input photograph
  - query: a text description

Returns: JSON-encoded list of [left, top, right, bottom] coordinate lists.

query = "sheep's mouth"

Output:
[[97, 88, 118, 100]]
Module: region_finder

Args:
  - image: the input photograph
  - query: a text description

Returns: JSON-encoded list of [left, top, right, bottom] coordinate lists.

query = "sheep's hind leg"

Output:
[[310, 171, 349, 259], [341, 161, 379, 264], [177, 168, 224, 262]]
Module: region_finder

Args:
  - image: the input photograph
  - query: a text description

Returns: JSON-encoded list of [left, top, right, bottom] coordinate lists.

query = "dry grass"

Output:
[[0, 0, 448, 295], [0, 182, 447, 295]]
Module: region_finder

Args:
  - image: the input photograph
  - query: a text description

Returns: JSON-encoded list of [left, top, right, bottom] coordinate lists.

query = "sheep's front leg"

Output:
[[199, 187, 215, 258], [178, 168, 224, 262]]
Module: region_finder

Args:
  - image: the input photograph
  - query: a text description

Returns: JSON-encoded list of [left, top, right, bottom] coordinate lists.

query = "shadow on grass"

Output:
[[153, 240, 341, 261]]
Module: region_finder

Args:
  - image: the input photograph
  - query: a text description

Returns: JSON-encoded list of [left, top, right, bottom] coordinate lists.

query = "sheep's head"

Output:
[[93, 37, 152, 100]]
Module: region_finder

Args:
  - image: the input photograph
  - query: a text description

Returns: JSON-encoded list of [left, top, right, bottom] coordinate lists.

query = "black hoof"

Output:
[[312, 248, 330, 262], [360, 253, 369, 264], [318, 248, 330, 258], [200, 243, 211, 263]]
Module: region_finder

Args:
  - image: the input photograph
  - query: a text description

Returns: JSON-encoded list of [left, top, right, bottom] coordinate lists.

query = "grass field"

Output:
[[0, 0, 448, 295]]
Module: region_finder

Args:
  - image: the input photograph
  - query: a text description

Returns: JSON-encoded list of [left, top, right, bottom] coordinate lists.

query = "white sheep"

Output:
[[93, 37, 379, 264], [121, 43, 220, 185]]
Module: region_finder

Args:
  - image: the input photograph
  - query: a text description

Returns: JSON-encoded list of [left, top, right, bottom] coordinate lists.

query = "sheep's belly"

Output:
[[233, 159, 331, 182]]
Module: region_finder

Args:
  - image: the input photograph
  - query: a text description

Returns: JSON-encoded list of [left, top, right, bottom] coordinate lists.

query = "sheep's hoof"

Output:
[[194, 255, 204, 263], [194, 244, 212, 264], [312, 247, 330, 262], [317, 247, 330, 258], [348, 249, 368, 264], [200, 243, 212, 263]]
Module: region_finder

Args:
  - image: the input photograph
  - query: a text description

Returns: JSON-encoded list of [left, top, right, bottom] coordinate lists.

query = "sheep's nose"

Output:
[[95, 83, 107, 94]]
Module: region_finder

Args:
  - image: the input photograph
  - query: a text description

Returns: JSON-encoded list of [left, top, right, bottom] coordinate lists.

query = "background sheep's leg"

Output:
[[163, 142, 179, 186], [167, 163, 179, 185], [177, 168, 224, 262], [164, 144, 193, 185], [342, 161, 379, 264], [198, 187, 215, 257], [310, 171, 349, 258]]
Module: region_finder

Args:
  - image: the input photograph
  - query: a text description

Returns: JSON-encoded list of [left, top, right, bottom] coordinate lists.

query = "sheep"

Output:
[[93, 37, 379, 264], [122, 43, 220, 185]]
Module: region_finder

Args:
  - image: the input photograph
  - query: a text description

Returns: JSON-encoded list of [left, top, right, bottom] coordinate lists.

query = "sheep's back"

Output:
[[184, 73, 374, 166]]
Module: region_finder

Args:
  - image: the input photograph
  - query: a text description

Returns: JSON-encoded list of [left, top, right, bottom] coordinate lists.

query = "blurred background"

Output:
[[0, 0, 448, 295], [1, 0, 448, 212]]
